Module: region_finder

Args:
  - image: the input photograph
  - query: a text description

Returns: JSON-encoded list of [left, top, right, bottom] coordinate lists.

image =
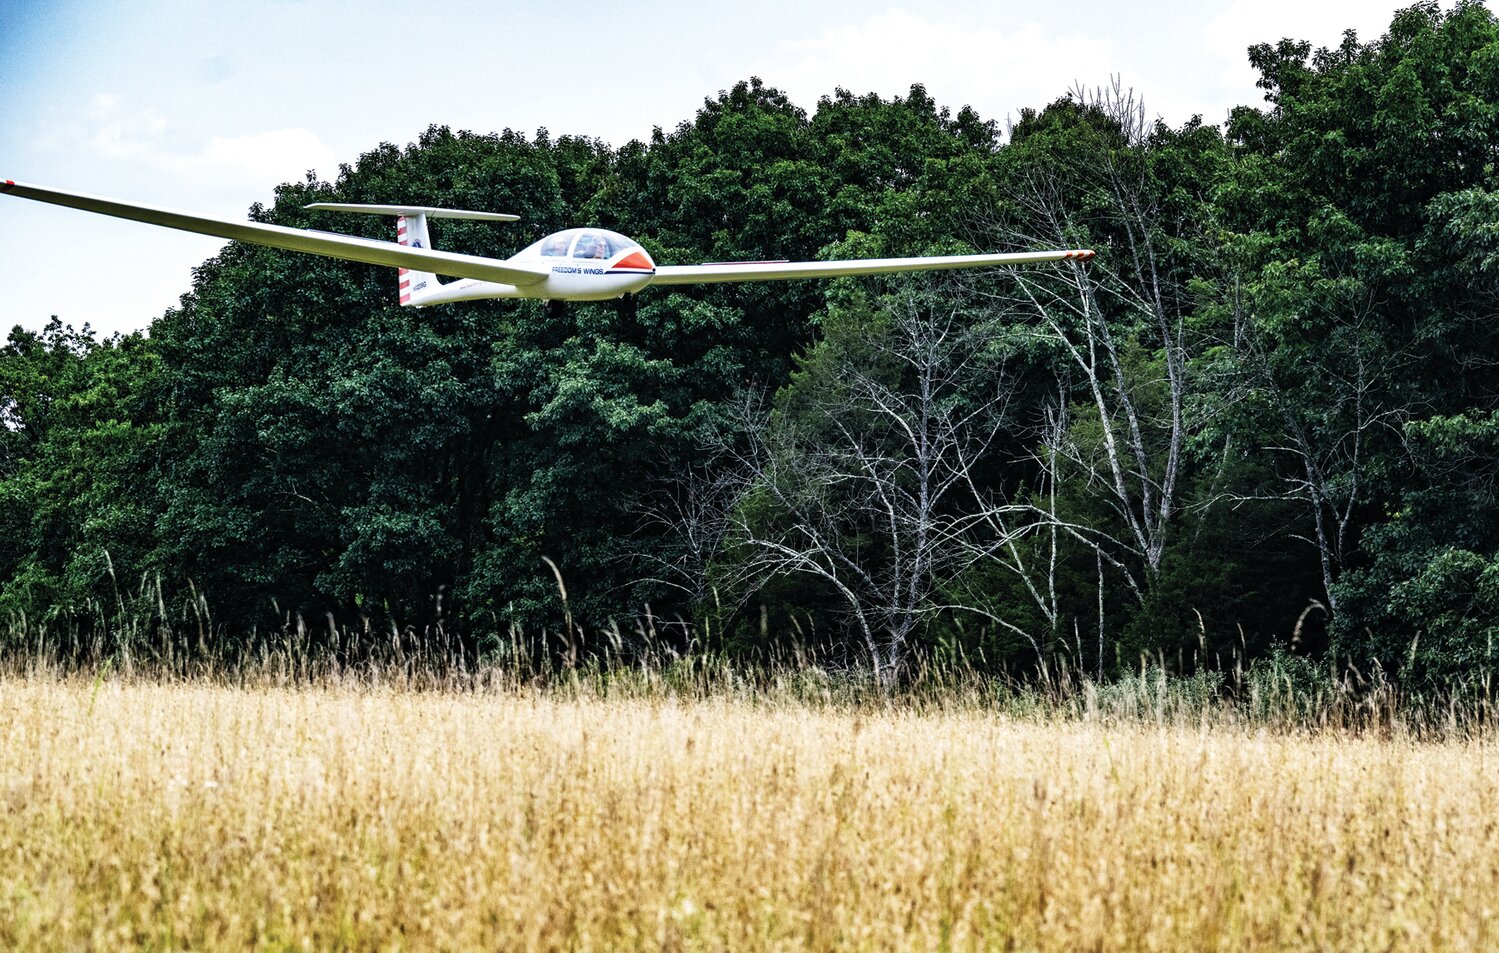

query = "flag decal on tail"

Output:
[[397, 216, 412, 305]]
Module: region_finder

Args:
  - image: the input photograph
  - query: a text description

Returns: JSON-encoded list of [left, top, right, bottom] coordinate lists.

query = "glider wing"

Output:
[[0, 180, 548, 286], [650, 249, 1095, 286]]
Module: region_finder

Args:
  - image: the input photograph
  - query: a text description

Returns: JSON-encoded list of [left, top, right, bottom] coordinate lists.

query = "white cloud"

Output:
[[1204, 0, 1457, 90], [9, 96, 341, 334], [770, 9, 1116, 127], [90, 108, 171, 161], [193, 129, 339, 185], [42, 95, 337, 193], [88, 92, 122, 118]]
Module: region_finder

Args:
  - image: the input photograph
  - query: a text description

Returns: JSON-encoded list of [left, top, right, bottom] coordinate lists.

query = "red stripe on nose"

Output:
[[614, 250, 654, 271]]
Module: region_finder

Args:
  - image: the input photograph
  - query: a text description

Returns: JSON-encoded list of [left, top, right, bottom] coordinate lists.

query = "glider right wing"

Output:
[[650, 249, 1096, 285]]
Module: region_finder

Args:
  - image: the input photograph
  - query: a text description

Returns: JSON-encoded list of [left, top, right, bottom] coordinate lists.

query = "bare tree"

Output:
[[947, 381, 1145, 664], [693, 287, 1072, 681], [978, 82, 1198, 590], [1220, 275, 1415, 615], [642, 83, 1211, 678]]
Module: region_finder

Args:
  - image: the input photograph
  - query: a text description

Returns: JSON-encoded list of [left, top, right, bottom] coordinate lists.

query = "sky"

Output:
[[0, 0, 1461, 338]]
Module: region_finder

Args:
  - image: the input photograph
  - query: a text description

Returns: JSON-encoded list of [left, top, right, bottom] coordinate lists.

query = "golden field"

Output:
[[2, 675, 1497, 951]]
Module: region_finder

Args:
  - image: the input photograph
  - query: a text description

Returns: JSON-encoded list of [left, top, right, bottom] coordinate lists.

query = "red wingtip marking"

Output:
[[1, 180, 14, 191]]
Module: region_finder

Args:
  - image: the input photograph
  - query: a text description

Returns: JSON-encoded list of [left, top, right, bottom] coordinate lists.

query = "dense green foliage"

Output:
[[6, 3, 1499, 684]]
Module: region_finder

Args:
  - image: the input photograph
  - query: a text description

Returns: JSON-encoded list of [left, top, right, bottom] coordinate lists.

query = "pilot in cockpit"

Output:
[[574, 234, 610, 259]]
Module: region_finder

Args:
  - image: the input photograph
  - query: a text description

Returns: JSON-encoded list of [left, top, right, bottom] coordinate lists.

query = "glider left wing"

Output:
[[0, 180, 549, 286]]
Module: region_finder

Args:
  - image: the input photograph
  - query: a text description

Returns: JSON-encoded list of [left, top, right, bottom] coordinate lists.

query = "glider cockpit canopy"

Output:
[[522, 228, 641, 260]]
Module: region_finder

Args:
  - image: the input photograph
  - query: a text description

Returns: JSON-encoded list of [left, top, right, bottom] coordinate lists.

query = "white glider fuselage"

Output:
[[410, 227, 657, 305]]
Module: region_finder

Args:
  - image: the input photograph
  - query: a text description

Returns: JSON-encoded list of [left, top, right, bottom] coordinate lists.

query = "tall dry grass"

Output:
[[3, 674, 1498, 950]]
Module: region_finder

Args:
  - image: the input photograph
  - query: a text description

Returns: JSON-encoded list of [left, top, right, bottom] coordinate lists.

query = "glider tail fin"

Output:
[[396, 214, 440, 307], [302, 201, 520, 307]]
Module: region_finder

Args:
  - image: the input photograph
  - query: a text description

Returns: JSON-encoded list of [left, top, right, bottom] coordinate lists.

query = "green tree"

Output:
[[0, 320, 164, 627], [1213, 1, 1499, 676]]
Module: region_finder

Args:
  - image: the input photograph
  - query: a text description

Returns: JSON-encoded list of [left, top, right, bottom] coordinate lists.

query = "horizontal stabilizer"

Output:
[[305, 202, 519, 222]]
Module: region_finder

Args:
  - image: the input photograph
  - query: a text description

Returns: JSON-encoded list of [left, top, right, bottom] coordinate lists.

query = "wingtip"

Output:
[[1065, 249, 1096, 261], [1, 180, 15, 192]]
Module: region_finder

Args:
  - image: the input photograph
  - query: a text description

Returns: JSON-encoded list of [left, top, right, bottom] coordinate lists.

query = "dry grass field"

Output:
[[3, 675, 1498, 951]]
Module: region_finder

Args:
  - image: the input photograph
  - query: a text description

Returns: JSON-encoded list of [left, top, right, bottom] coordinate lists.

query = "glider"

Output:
[[1, 179, 1094, 306]]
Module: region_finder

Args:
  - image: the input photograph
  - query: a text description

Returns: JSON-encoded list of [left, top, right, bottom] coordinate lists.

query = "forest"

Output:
[[4, 1, 1498, 687]]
